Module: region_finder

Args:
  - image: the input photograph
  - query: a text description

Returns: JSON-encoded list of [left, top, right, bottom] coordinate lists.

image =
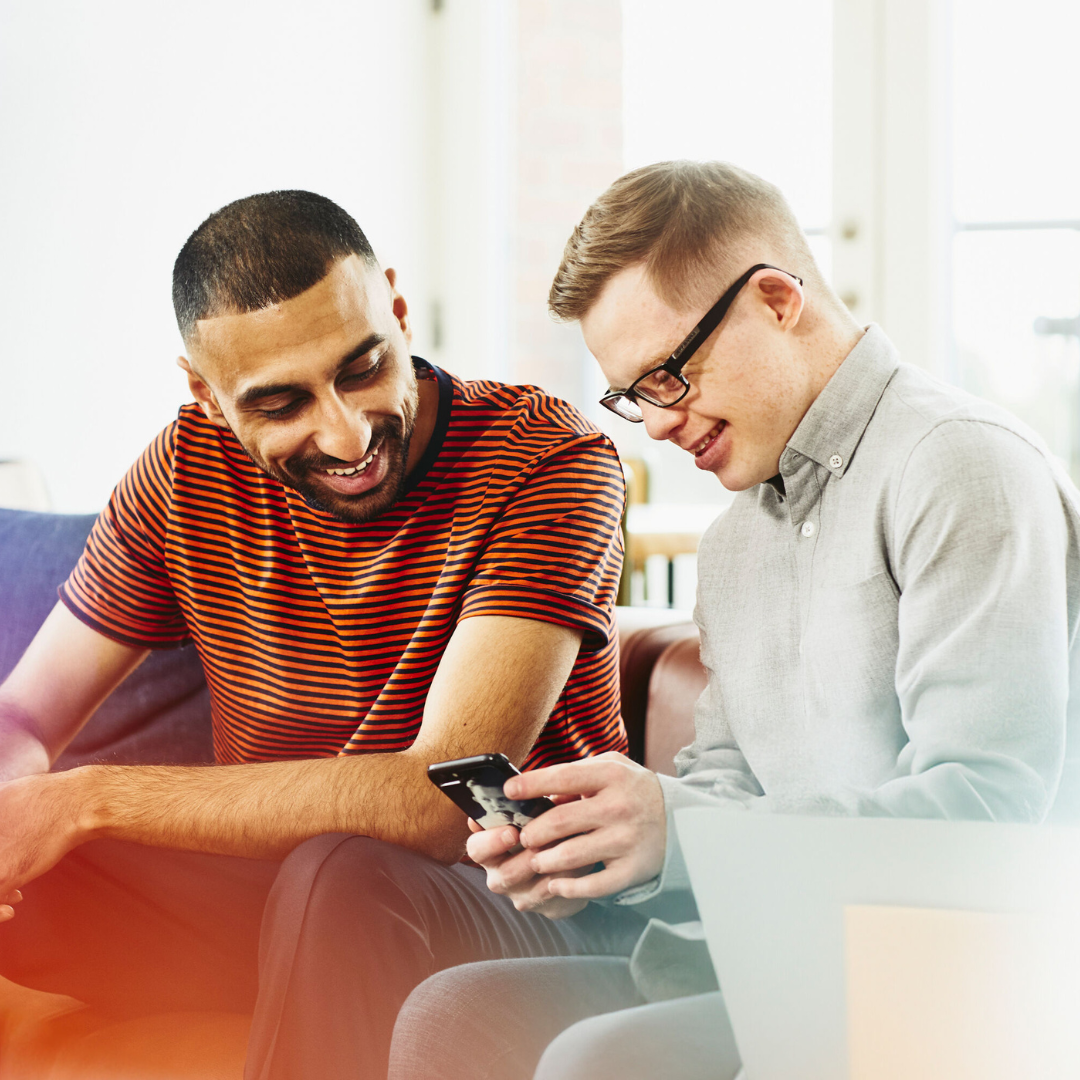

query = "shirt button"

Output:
[[800, 521, 816, 537], [829, 454, 843, 470]]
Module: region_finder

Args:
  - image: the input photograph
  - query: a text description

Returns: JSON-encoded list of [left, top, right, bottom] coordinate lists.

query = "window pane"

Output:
[[622, 0, 832, 229], [953, 229, 1080, 475], [953, 0, 1080, 223], [806, 233, 833, 285]]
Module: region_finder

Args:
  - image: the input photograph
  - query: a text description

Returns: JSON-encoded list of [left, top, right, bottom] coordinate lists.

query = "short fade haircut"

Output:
[[550, 160, 837, 321], [172, 190, 376, 343]]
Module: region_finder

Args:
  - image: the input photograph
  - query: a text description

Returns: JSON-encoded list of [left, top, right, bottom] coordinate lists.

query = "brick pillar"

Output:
[[512, 0, 623, 407]]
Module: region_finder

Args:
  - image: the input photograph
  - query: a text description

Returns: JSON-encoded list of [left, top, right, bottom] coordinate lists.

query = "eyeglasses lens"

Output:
[[604, 395, 643, 421], [635, 368, 686, 404]]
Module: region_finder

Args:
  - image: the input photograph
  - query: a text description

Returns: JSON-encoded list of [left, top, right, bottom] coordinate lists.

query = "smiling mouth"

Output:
[[691, 422, 726, 456], [323, 446, 378, 477]]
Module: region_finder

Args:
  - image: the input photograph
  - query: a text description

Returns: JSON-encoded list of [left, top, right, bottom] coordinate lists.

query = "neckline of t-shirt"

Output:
[[401, 356, 453, 498]]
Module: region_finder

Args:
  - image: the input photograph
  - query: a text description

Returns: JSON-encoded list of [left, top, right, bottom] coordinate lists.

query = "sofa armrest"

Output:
[[644, 633, 706, 775]]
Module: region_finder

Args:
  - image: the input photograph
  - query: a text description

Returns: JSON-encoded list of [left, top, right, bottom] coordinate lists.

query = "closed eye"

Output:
[[260, 398, 304, 420], [257, 354, 386, 420], [338, 352, 384, 389]]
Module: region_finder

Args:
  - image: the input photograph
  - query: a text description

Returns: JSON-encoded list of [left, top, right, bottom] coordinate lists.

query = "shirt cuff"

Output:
[[58, 582, 192, 650], [613, 772, 742, 905], [459, 583, 613, 651]]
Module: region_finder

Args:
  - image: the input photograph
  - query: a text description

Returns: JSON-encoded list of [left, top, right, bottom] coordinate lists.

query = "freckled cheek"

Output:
[[696, 364, 752, 420]]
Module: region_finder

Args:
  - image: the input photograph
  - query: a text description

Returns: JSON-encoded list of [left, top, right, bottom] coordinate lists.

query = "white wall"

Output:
[[832, 0, 953, 379], [425, 0, 515, 384], [0, 0, 433, 512], [617, 0, 832, 510]]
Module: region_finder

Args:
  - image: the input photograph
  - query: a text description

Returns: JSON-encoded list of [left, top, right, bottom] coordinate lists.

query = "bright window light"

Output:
[[952, 0, 1080, 477], [621, 0, 832, 230]]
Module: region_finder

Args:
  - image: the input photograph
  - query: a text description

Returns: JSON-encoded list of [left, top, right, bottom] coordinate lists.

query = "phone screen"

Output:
[[427, 754, 555, 829]]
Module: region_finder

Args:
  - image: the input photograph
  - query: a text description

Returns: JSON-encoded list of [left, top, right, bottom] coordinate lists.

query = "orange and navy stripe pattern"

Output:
[[61, 362, 627, 769]]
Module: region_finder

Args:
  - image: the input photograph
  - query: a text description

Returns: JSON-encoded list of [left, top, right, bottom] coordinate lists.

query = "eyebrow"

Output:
[[606, 350, 676, 394], [235, 334, 386, 408]]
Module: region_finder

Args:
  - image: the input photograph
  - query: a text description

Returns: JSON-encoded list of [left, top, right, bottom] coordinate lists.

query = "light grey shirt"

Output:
[[626, 324, 1080, 921]]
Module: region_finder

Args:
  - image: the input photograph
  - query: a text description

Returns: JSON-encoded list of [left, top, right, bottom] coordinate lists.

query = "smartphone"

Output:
[[427, 753, 556, 829]]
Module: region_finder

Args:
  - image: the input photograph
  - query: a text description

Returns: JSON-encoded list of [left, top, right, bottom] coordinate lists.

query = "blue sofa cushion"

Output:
[[0, 508, 214, 767]]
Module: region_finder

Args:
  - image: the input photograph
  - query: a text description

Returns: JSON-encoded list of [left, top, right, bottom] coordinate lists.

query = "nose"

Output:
[[310, 393, 371, 463], [641, 401, 685, 443]]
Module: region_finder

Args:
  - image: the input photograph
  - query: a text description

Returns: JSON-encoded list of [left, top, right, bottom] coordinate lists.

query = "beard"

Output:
[[237, 384, 420, 525], [281, 416, 414, 523]]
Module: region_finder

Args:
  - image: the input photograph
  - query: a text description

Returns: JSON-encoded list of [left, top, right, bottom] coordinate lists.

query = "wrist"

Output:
[[0, 730, 51, 782], [56, 765, 111, 843]]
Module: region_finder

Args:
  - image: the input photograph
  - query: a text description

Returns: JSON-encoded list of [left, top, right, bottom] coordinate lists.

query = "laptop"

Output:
[[675, 810, 1080, 1080]]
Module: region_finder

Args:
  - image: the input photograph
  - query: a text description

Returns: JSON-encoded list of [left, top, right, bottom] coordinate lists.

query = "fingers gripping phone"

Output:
[[427, 753, 555, 830]]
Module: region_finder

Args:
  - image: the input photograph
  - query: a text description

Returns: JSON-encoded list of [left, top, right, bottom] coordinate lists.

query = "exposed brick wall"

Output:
[[512, 0, 623, 408]]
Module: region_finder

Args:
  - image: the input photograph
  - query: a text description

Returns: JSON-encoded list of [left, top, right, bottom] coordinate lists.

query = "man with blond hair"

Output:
[[387, 160, 1080, 1080]]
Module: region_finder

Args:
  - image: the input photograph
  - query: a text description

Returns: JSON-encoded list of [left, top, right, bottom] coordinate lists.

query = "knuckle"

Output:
[[465, 836, 490, 858]]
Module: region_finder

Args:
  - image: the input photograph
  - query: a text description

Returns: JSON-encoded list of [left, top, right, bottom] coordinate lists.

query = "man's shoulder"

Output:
[[867, 364, 1080, 524], [446, 371, 617, 462], [140, 403, 266, 506], [879, 362, 1049, 457], [451, 372, 599, 433], [168, 401, 263, 470]]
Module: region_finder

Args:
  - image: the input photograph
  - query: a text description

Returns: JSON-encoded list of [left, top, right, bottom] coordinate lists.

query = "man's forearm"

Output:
[[68, 751, 471, 864], [0, 698, 51, 781], [0, 615, 583, 894]]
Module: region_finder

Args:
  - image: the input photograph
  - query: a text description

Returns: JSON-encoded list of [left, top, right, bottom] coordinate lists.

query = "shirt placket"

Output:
[[780, 449, 824, 637]]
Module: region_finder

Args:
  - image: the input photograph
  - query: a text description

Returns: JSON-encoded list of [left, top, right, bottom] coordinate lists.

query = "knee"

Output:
[[534, 1011, 633, 1080], [265, 834, 436, 936], [390, 969, 479, 1079], [278, 833, 427, 896], [390, 964, 524, 1080]]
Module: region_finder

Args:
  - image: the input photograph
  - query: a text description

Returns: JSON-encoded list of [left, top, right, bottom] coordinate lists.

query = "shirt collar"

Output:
[[781, 324, 900, 480]]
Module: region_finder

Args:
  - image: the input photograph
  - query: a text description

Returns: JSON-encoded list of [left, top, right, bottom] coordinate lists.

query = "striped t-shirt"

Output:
[[61, 361, 627, 768]]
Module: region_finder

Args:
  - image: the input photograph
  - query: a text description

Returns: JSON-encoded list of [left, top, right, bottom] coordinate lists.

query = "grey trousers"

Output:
[[0, 834, 646, 1080], [388, 956, 741, 1080]]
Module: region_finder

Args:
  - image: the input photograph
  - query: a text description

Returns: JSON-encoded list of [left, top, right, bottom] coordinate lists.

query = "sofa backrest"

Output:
[[0, 509, 214, 768]]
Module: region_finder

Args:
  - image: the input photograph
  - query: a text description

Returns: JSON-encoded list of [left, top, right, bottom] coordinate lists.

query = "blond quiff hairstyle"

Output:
[[549, 160, 835, 321]]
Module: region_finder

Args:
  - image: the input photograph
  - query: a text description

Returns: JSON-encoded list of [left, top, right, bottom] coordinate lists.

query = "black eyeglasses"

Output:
[[599, 263, 803, 423]]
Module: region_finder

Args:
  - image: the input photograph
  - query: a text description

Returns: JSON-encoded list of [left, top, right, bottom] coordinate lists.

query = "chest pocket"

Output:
[[802, 570, 901, 722]]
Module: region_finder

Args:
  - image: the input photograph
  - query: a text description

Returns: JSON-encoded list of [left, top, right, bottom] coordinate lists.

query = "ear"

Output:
[[384, 267, 412, 345], [176, 356, 230, 430], [752, 268, 804, 331]]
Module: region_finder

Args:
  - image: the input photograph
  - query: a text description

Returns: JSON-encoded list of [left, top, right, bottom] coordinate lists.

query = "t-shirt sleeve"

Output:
[[459, 435, 625, 651], [60, 423, 191, 648]]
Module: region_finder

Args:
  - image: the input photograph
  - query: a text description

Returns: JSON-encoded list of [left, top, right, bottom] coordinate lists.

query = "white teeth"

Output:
[[325, 449, 376, 476], [692, 425, 723, 455]]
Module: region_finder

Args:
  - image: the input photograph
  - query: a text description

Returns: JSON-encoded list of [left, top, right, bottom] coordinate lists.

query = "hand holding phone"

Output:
[[427, 753, 555, 830]]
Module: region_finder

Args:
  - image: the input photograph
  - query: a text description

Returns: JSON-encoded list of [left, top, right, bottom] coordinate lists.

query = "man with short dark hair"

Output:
[[0, 190, 642, 1079], [386, 160, 1080, 1080]]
